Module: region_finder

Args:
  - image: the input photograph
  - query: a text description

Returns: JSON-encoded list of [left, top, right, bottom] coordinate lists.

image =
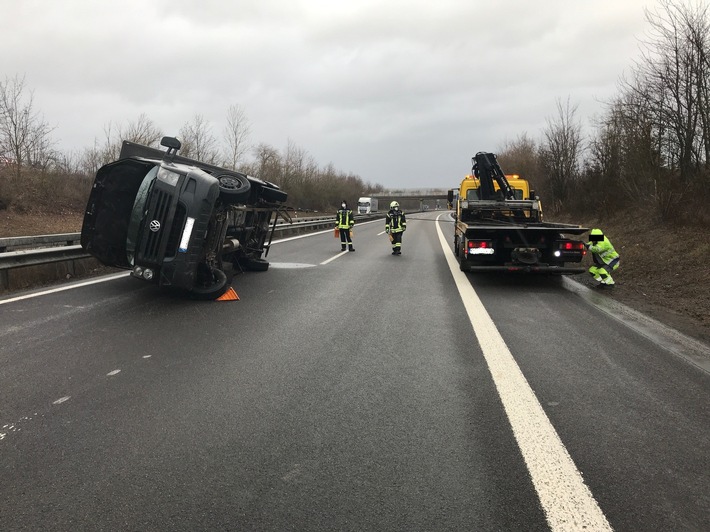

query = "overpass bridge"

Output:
[[368, 195, 449, 212]]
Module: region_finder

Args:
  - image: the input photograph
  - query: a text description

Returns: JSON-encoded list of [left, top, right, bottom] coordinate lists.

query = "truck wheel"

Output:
[[217, 174, 251, 203], [190, 267, 229, 300]]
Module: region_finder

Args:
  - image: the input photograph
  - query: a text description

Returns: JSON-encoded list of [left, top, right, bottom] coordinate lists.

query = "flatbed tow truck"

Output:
[[449, 152, 588, 273]]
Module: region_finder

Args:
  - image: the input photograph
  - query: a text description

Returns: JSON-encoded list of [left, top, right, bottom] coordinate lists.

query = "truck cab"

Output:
[[81, 137, 288, 299]]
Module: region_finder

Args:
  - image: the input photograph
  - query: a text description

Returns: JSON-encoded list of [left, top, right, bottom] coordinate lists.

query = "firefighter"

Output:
[[335, 200, 355, 252], [586, 228, 619, 286], [385, 201, 406, 255]]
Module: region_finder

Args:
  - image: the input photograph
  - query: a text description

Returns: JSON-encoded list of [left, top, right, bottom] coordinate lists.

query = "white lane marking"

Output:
[[143, 355, 152, 359], [53, 396, 71, 405], [434, 214, 612, 531], [107, 369, 121, 376], [268, 262, 317, 269], [0, 272, 131, 305], [320, 250, 349, 265]]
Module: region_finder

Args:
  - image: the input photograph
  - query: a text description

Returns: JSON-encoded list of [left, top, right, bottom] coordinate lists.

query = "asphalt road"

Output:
[[1, 211, 708, 531]]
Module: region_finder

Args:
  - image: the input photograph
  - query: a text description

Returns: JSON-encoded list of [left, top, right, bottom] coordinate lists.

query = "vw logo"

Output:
[[149, 220, 161, 232]]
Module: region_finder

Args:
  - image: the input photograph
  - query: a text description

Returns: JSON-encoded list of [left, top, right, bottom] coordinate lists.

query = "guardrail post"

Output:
[[1, 269, 8, 291]]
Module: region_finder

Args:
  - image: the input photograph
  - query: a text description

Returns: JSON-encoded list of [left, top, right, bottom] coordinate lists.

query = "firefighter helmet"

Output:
[[390, 201, 399, 209]]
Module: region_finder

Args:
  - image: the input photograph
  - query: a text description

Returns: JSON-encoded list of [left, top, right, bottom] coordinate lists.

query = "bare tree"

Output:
[[539, 97, 583, 212], [78, 114, 163, 175], [496, 133, 541, 184], [223, 104, 251, 170], [614, 0, 710, 218], [249, 142, 282, 184], [627, 1, 710, 176], [122, 113, 162, 147], [179, 115, 219, 164], [0, 75, 56, 181]]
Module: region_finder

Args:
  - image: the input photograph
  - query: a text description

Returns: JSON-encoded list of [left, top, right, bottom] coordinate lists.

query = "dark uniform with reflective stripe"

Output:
[[336, 203, 355, 251], [385, 204, 406, 255]]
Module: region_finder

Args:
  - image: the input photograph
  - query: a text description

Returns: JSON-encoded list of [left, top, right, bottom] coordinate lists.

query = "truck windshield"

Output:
[[126, 165, 159, 265]]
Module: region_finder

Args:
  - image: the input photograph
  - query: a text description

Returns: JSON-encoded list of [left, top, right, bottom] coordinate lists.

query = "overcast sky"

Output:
[[1, 0, 654, 189]]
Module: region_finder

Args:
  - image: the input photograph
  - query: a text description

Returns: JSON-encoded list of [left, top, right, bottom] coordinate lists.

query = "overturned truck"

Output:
[[81, 136, 289, 299], [450, 152, 588, 274]]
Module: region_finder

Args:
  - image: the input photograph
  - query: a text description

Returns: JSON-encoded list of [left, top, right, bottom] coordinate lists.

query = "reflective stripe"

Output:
[[336, 209, 355, 229]]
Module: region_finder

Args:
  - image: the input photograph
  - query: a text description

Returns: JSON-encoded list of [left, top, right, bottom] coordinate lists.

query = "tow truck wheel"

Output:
[[217, 174, 251, 203], [190, 267, 229, 300]]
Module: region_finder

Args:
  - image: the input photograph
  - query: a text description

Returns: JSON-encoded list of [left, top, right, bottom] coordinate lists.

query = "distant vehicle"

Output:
[[357, 197, 378, 214], [81, 136, 289, 299]]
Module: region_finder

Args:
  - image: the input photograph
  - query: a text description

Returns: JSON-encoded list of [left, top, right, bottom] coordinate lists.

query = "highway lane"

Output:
[[0, 211, 708, 531]]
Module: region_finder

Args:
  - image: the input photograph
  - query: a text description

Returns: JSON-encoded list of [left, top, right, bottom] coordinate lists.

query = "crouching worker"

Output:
[[586, 228, 619, 286]]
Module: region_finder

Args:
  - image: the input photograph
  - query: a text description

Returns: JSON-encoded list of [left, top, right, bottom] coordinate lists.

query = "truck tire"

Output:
[[190, 267, 229, 300], [217, 174, 251, 204]]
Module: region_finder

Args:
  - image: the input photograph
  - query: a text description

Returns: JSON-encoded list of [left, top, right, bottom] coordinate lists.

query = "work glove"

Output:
[[385, 227, 390, 234]]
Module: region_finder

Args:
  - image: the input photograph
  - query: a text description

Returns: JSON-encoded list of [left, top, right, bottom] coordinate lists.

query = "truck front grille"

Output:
[[141, 188, 173, 262]]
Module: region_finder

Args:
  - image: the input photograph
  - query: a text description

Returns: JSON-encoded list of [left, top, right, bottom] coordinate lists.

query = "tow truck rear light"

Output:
[[561, 241, 584, 250], [554, 240, 586, 257]]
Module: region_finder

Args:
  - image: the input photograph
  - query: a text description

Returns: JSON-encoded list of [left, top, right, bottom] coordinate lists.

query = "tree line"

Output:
[[1, 0, 708, 224], [497, 0, 710, 226], [0, 89, 384, 213]]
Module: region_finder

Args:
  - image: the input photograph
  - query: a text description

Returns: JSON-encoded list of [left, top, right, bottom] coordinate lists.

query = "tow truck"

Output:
[[448, 152, 588, 273]]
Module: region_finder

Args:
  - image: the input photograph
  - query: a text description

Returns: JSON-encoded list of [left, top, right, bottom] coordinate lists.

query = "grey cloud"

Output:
[[1, 0, 652, 189]]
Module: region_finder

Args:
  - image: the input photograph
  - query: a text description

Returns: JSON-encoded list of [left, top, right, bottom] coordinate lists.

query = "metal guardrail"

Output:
[[0, 214, 384, 289]]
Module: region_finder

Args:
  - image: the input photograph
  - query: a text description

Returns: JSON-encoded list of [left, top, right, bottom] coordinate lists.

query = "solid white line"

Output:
[[0, 272, 131, 305], [320, 250, 349, 265], [434, 214, 612, 531]]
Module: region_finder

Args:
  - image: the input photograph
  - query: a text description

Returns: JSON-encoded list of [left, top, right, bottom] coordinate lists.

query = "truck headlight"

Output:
[[157, 166, 180, 186], [179, 217, 195, 252]]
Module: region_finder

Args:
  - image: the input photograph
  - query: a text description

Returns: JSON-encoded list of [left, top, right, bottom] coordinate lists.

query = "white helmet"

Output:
[[390, 201, 399, 209]]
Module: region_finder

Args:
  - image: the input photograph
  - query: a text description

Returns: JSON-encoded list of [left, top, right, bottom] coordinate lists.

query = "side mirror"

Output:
[[160, 136, 181, 162], [161, 136, 181, 150]]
